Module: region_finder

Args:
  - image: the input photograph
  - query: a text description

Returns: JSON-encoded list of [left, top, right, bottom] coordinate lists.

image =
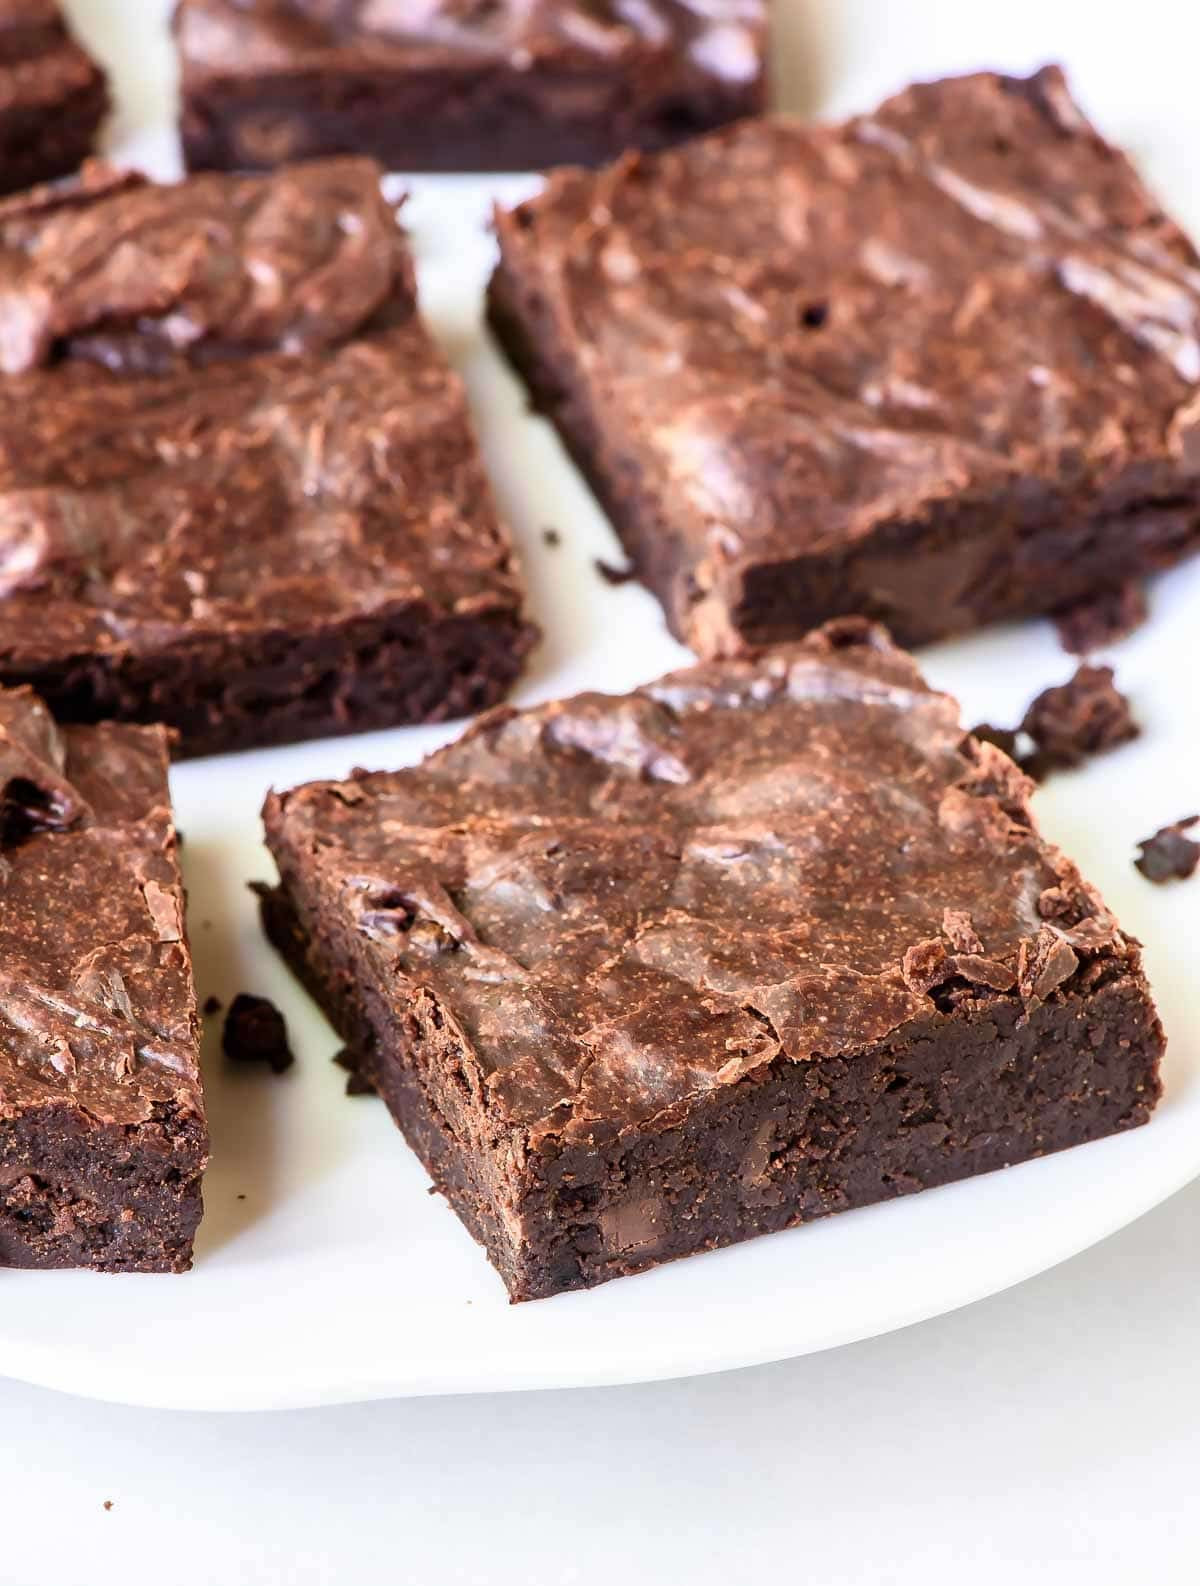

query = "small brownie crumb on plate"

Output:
[[222, 995, 294, 1075], [174, 0, 767, 175], [0, 3, 108, 196], [594, 558, 637, 586], [201, 994, 223, 1017], [1052, 581, 1149, 656], [490, 68, 1200, 655], [258, 620, 1164, 1303], [0, 685, 208, 1272], [970, 666, 1138, 783], [333, 1049, 377, 1096], [0, 158, 535, 757], [1135, 818, 1200, 883], [1020, 664, 1139, 776]]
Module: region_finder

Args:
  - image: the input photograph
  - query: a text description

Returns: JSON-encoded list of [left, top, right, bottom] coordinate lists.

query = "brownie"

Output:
[[0, 684, 208, 1271], [174, 0, 767, 175], [0, 2, 107, 196], [0, 159, 536, 757], [489, 67, 1200, 656], [259, 619, 1165, 1302]]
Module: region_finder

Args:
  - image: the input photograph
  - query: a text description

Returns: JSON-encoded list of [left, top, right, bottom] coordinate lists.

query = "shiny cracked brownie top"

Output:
[[494, 68, 1200, 650], [175, 0, 765, 81], [0, 158, 527, 667], [0, 685, 203, 1127], [264, 621, 1147, 1143]]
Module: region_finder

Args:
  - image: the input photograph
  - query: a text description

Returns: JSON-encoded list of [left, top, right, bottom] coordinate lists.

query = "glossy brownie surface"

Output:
[[490, 68, 1200, 651], [262, 622, 1164, 1297], [0, 685, 207, 1271], [0, 159, 535, 754]]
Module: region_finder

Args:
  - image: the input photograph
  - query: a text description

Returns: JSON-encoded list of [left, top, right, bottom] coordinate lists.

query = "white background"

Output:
[[2, 0, 1198, 1579]]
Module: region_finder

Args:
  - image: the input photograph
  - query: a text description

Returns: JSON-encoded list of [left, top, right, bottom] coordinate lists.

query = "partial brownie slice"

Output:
[[259, 620, 1165, 1302], [174, 0, 767, 175], [489, 68, 1200, 655], [0, 159, 536, 756], [0, 1, 108, 196], [0, 685, 207, 1271]]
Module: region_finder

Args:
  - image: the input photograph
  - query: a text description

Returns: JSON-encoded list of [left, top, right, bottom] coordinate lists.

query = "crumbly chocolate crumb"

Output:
[[333, 1048, 377, 1095], [1020, 664, 1139, 775], [1052, 581, 1148, 656], [222, 994, 294, 1074], [594, 556, 637, 586], [1017, 927, 1079, 1003], [969, 723, 1020, 759], [902, 938, 951, 994], [201, 994, 223, 1016], [542, 527, 561, 547], [1135, 817, 1200, 884], [103, 1501, 113, 1512], [942, 908, 983, 955]]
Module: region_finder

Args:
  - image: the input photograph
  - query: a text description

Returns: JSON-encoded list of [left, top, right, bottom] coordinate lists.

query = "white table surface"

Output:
[[5, 1, 1198, 1578], [2, 1176, 1197, 1585]]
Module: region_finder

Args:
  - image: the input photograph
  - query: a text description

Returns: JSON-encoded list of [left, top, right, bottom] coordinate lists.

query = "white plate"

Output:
[[2, 0, 1197, 1411]]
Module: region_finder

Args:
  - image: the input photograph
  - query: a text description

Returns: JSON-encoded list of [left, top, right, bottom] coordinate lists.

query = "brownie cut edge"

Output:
[[0, 684, 208, 1272], [259, 620, 1165, 1301], [488, 67, 1200, 655]]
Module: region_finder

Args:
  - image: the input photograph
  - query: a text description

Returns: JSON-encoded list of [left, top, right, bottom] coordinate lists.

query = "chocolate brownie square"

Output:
[[0, 158, 536, 756], [0, 685, 207, 1271], [174, 0, 767, 175], [0, 1, 107, 195], [489, 68, 1200, 655], [260, 620, 1164, 1301]]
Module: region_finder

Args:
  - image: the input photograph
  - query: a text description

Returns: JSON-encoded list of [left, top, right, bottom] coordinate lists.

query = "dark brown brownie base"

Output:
[[2, 605, 537, 760], [181, 70, 762, 175], [0, 1105, 207, 1273], [261, 883, 1163, 1303], [487, 251, 1200, 652], [0, 69, 107, 197]]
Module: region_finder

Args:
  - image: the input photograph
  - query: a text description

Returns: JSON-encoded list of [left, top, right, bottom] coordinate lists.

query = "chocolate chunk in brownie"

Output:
[[1020, 664, 1139, 775], [0, 158, 536, 756], [174, 0, 767, 176], [489, 68, 1200, 654], [0, 685, 208, 1272], [259, 619, 1164, 1302], [1135, 817, 1200, 883], [222, 994, 294, 1074], [1053, 580, 1149, 656], [0, 3, 108, 196]]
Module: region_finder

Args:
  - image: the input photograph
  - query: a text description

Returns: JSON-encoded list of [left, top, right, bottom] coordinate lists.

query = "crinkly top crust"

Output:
[[175, 0, 765, 84], [0, 686, 203, 1126], [264, 621, 1134, 1142], [494, 68, 1200, 570], [0, 159, 526, 662]]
